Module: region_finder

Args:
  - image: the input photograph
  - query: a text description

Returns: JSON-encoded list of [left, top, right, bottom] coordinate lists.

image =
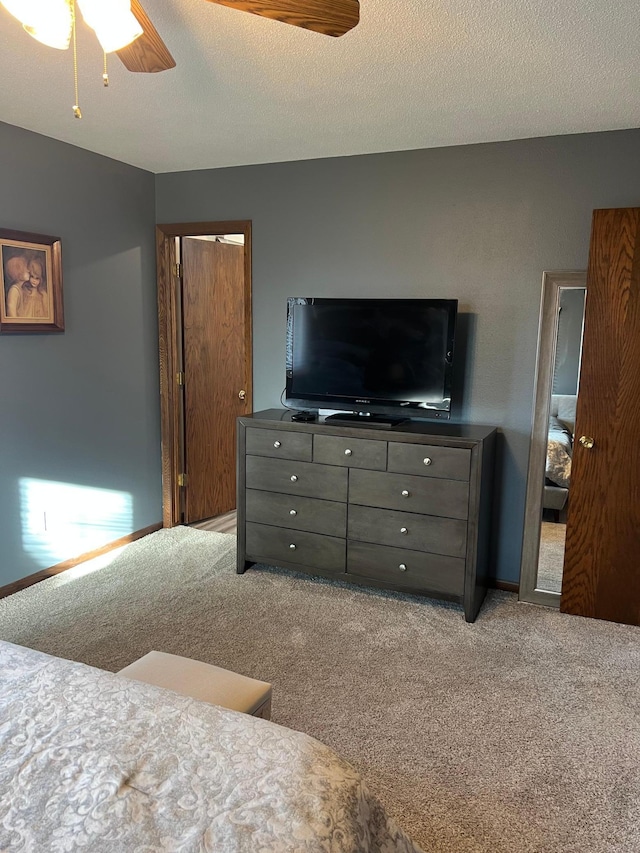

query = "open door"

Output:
[[560, 208, 640, 625], [157, 222, 252, 526]]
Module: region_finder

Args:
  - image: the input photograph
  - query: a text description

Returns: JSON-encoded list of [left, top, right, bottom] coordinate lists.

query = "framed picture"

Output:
[[0, 228, 64, 333]]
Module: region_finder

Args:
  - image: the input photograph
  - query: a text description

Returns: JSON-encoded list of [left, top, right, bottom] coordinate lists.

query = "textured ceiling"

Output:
[[0, 0, 639, 174]]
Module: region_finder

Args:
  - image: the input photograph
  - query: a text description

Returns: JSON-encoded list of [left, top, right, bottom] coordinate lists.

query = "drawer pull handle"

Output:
[[401, 489, 410, 497], [289, 543, 296, 550], [399, 563, 408, 572], [400, 527, 408, 535], [290, 475, 298, 482], [289, 509, 297, 516], [273, 440, 282, 448], [423, 457, 432, 466], [344, 448, 352, 456]]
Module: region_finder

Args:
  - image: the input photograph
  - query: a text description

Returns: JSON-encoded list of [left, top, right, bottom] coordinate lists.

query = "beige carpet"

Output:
[[2, 526, 639, 853], [538, 521, 566, 593]]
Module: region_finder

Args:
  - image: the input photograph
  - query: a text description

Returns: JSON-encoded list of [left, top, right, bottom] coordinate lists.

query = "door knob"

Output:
[[238, 389, 246, 400], [579, 435, 595, 449]]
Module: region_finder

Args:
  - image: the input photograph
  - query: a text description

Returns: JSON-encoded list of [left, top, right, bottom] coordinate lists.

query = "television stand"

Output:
[[323, 412, 408, 430]]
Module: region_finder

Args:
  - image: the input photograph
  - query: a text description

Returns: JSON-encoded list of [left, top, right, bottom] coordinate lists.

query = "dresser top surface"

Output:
[[241, 410, 497, 443]]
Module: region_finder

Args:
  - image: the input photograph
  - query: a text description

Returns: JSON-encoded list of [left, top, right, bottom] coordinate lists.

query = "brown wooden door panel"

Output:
[[182, 237, 250, 522], [561, 208, 640, 625]]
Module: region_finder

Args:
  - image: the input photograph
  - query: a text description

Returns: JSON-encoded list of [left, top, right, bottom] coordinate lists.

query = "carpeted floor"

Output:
[[2, 526, 639, 853], [537, 521, 566, 593]]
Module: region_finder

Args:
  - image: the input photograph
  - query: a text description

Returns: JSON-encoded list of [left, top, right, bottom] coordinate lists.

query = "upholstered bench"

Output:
[[117, 651, 272, 720]]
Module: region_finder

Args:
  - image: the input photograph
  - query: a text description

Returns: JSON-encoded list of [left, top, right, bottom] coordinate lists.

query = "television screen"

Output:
[[285, 297, 457, 419]]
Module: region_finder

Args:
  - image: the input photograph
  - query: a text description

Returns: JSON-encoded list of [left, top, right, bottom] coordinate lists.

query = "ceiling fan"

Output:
[[123, 1, 360, 73], [1, 1, 361, 76]]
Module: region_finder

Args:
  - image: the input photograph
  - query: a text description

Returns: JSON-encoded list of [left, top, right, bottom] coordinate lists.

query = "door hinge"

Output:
[[176, 371, 185, 386], [174, 262, 182, 278], [178, 473, 186, 487]]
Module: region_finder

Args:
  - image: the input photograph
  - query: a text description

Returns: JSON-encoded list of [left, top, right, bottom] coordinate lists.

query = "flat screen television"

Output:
[[285, 297, 458, 425]]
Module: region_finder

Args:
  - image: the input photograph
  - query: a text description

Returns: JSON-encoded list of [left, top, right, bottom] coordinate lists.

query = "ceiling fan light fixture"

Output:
[[2, 0, 72, 47], [23, 3, 73, 50], [77, 0, 142, 53], [23, 19, 72, 49], [1, 0, 58, 26]]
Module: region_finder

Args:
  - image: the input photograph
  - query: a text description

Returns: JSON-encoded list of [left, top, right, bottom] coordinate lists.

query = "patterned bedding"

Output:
[[0, 641, 422, 853], [546, 415, 573, 489]]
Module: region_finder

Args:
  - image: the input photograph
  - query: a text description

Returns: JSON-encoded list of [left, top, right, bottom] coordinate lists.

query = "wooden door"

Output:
[[560, 208, 640, 625], [181, 237, 251, 523]]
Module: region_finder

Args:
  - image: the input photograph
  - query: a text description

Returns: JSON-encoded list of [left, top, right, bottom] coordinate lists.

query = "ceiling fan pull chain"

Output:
[[103, 51, 109, 87], [71, 1, 82, 118]]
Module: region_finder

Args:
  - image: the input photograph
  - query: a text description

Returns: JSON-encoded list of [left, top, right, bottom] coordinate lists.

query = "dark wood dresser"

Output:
[[237, 410, 496, 622]]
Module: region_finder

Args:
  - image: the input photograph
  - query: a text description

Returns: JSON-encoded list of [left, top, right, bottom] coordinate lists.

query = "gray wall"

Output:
[[156, 128, 640, 584], [553, 288, 586, 395], [0, 122, 161, 587]]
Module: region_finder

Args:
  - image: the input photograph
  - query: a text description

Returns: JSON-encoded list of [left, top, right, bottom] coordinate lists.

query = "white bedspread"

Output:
[[0, 641, 422, 853]]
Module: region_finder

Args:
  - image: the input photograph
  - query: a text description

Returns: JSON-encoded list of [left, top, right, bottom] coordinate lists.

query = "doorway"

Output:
[[156, 221, 252, 527]]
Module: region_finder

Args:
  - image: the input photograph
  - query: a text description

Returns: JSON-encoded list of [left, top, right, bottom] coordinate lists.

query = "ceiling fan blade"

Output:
[[205, 0, 360, 37], [116, 0, 176, 73]]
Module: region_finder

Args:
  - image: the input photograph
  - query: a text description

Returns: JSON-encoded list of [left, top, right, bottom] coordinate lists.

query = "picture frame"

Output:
[[0, 228, 64, 333]]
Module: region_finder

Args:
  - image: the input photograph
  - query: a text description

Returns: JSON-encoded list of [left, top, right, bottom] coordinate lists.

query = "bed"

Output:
[[543, 394, 577, 518], [546, 413, 573, 489], [0, 641, 422, 853]]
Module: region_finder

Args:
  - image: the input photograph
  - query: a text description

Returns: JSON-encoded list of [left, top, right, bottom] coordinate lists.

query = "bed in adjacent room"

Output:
[[0, 640, 422, 853], [543, 394, 577, 520]]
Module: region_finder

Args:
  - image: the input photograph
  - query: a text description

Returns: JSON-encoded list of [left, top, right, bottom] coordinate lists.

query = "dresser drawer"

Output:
[[349, 469, 469, 520], [245, 428, 312, 461], [246, 489, 347, 537], [347, 540, 465, 596], [246, 523, 345, 572], [313, 434, 387, 470], [348, 505, 467, 559], [246, 456, 348, 501], [387, 442, 470, 481]]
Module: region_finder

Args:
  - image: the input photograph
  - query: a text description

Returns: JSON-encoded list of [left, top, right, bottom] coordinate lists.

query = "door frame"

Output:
[[156, 221, 252, 527], [518, 270, 586, 607]]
